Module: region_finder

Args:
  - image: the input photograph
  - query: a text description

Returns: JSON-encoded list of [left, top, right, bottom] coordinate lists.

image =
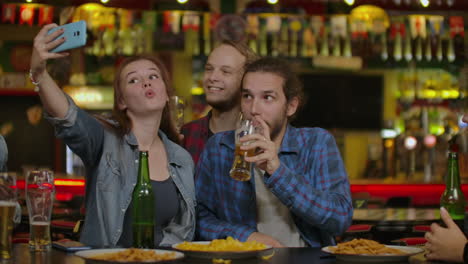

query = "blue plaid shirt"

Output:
[[195, 125, 353, 247]]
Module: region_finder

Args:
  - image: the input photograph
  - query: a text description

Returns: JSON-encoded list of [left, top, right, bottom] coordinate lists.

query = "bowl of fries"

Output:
[[172, 237, 273, 259], [321, 239, 424, 263], [75, 248, 184, 263]]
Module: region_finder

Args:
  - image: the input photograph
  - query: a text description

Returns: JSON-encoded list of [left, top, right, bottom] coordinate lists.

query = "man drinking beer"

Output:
[[195, 58, 353, 247]]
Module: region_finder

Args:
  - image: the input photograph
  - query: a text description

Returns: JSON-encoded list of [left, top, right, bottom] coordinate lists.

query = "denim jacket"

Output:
[[45, 96, 196, 247], [0, 135, 7, 172]]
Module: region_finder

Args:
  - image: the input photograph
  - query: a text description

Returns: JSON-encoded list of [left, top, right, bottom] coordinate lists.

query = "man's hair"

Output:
[[243, 57, 304, 119], [217, 40, 258, 69]]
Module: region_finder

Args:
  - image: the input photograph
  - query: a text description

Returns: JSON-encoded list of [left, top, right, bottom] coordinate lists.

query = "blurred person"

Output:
[[0, 135, 6, 172], [425, 207, 467, 263], [0, 136, 21, 225], [30, 24, 195, 247], [181, 40, 257, 165], [195, 58, 353, 247]]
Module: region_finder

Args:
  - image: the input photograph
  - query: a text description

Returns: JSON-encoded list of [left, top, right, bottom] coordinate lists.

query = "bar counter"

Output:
[[16, 176, 468, 206], [11, 243, 432, 264]]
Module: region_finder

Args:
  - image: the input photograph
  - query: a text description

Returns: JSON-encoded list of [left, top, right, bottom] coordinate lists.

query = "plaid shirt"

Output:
[[195, 125, 353, 247], [180, 112, 213, 165]]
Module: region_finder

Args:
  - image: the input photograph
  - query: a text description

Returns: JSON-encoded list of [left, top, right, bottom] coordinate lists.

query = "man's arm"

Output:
[[195, 136, 256, 241], [196, 202, 257, 241], [263, 131, 353, 236]]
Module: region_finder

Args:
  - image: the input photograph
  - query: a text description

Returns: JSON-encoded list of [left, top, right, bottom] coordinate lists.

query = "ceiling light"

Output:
[[178, 0, 189, 4], [344, 0, 355, 5], [267, 0, 278, 4], [420, 0, 430, 7]]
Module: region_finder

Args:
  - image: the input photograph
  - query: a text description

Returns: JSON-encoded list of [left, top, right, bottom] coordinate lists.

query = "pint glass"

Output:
[[0, 172, 17, 259], [26, 170, 54, 251], [230, 119, 256, 181], [171, 96, 185, 132]]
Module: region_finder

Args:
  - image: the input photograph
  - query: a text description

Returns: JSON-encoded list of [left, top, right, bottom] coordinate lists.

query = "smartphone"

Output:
[[52, 239, 91, 252], [47, 20, 87, 53]]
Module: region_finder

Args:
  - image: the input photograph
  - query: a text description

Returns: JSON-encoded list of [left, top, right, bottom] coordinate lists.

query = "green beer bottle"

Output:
[[440, 151, 466, 232], [132, 151, 155, 248]]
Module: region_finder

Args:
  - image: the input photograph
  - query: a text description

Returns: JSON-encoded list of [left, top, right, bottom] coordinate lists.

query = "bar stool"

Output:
[[391, 237, 427, 246]]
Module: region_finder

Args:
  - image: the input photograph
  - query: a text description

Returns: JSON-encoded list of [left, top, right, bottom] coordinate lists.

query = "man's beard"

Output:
[[207, 93, 240, 112], [265, 108, 289, 142], [269, 121, 283, 143]]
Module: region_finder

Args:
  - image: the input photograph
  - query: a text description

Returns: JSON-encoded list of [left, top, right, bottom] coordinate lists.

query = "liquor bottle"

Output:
[[132, 151, 155, 248], [424, 38, 432, 61], [393, 32, 402, 61], [380, 33, 388, 61], [320, 28, 329, 57], [203, 13, 211, 56], [446, 37, 455, 62], [343, 33, 352, 58], [440, 151, 466, 233], [415, 36, 423, 61], [404, 31, 412, 62]]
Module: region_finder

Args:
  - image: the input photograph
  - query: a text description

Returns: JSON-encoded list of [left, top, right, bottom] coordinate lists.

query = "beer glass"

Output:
[[230, 119, 256, 181], [26, 170, 54, 251], [0, 172, 17, 259], [171, 96, 185, 132]]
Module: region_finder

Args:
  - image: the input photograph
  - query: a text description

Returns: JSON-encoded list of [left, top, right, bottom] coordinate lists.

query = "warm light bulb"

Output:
[[178, 0, 189, 3], [404, 136, 417, 150], [26, 0, 33, 2], [267, 0, 278, 4], [100, 0, 109, 3], [420, 0, 430, 7], [423, 135, 437, 148], [344, 0, 355, 5]]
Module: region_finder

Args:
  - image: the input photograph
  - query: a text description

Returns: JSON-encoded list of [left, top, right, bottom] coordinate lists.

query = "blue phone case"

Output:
[[47, 20, 87, 53], [52, 239, 91, 252]]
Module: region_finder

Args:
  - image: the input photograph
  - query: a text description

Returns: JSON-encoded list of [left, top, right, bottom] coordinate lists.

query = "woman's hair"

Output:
[[100, 55, 180, 144]]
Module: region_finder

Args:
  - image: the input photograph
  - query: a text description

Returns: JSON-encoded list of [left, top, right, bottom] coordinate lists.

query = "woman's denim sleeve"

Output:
[[44, 95, 104, 167]]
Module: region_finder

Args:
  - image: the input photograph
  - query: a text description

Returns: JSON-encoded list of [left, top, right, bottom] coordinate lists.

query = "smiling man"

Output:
[[195, 57, 353, 247], [181, 40, 257, 165]]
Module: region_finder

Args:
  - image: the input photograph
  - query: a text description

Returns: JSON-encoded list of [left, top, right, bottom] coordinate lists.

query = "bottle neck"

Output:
[[445, 152, 461, 190], [138, 151, 150, 184]]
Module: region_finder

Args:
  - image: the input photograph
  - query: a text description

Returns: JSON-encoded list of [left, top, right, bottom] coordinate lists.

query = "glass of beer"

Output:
[[0, 172, 17, 259], [25, 170, 54, 252], [171, 96, 185, 132], [230, 119, 257, 181]]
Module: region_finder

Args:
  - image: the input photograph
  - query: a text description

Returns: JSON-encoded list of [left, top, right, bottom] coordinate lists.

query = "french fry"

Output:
[[91, 248, 176, 261], [176, 236, 268, 252], [330, 239, 405, 255]]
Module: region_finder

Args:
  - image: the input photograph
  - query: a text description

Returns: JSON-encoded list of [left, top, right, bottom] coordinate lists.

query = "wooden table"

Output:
[[9, 243, 436, 264]]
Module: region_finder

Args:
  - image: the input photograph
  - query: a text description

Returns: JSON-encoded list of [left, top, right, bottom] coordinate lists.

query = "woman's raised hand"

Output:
[[30, 24, 69, 76]]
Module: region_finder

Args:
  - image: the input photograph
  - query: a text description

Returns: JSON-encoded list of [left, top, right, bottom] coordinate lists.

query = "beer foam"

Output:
[[31, 221, 50, 226], [0, 201, 16, 207]]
